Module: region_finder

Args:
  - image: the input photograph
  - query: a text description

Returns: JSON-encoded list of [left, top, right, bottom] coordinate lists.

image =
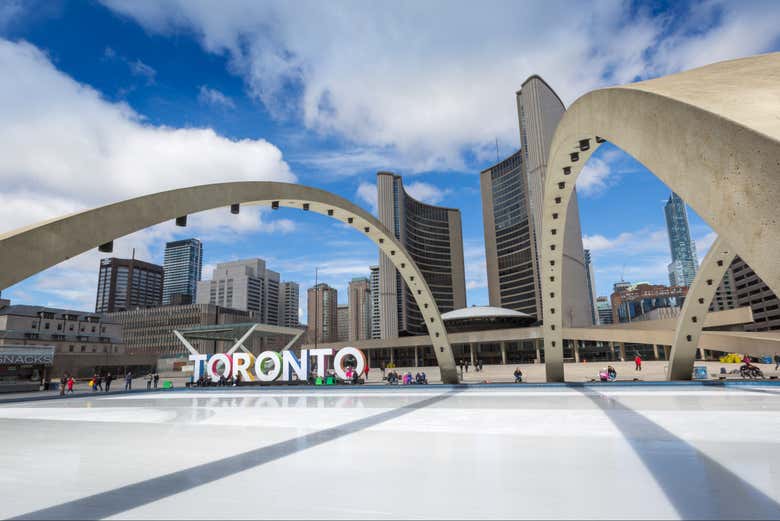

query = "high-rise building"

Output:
[[348, 277, 371, 341], [377, 172, 466, 337], [596, 296, 613, 325], [369, 265, 381, 339], [584, 250, 599, 325], [196, 259, 280, 325], [480, 150, 539, 316], [336, 304, 349, 342], [162, 239, 202, 305], [95, 257, 164, 313], [515, 76, 593, 326], [721, 258, 780, 331], [307, 283, 338, 344], [279, 281, 300, 328], [664, 192, 698, 287]]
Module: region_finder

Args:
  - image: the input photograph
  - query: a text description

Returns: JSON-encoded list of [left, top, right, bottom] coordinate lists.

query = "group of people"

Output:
[[145, 372, 161, 390], [458, 359, 483, 373], [385, 370, 428, 385], [599, 366, 618, 382], [57, 370, 135, 395], [194, 373, 242, 387], [88, 372, 115, 392]]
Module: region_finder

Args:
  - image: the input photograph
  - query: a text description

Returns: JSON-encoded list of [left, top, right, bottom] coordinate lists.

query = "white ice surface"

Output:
[[0, 386, 778, 519]]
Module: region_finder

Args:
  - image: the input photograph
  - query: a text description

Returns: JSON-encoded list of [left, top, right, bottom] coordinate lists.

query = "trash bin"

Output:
[[162, 381, 173, 389], [693, 366, 708, 380]]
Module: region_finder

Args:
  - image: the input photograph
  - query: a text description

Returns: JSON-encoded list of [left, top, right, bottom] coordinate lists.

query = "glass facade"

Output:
[[664, 192, 698, 287], [162, 239, 202, 305], [483, 150, 538, 316]]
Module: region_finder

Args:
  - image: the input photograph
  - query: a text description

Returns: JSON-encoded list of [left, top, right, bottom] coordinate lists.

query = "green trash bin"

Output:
[[326, 376, 335, 385], [315, 377, 323, 386], [162, 380, 173, 389]]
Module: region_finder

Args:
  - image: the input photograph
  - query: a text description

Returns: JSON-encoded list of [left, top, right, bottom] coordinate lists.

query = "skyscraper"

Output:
[[95, 257, 163, 313], [480, 75, 593, 325], [279, 281, 300, 327], [348, 277, 371, 341], [307, 283, 338, 343], [584, 249, 599, 325], [162, 238, 202, 305], [480, 150, 538, 315], [336, 304, 349, 342], [377, 172, 467, 337], [664, 192, 698, 287], [196, 259, 280, 325], [369, 265, 381, 339]]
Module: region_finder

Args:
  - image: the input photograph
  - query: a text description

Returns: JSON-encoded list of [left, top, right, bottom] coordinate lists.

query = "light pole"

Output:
[[314, 267, 319, 351]]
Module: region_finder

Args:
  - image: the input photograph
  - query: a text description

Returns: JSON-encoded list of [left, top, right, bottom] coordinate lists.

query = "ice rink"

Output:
[[2, 384, 780, 519]]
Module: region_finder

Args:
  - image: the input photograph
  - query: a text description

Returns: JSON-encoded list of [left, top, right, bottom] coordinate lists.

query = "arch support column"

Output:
[[667, 237, 735, 380]]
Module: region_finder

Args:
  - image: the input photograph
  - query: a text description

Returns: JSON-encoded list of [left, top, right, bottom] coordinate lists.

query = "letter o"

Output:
[[208, 353, 232, 383], [334, 347, 366, 380], [255, 351, 282, 382]]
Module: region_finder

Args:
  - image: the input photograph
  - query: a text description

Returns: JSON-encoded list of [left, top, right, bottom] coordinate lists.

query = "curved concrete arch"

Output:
[[667, 237, 736, 380], [541, 52, 780, 381], [0, 181, 459, 384]]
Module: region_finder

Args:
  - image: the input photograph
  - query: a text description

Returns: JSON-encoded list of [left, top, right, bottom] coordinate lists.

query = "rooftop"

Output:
[[442, 306, 534, 321]]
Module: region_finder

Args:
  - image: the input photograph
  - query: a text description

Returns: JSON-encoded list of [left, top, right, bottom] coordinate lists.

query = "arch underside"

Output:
[[541, 53, 780, 381], [0, 181, 459, 384]]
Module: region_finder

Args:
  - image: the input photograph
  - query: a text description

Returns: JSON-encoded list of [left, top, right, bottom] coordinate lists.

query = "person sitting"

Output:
[[420, 372, 428, 384], [513, 368, 523, 383], [607, 365, 617, 382], [351, 368, 360, 385], [345, 366, 354, 383], [598, 368, 609, 382], [415, 372, 422, 384]]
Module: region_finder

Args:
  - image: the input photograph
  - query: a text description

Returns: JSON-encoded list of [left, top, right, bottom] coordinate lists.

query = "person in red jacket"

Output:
[[635, 354, 642, 372], [67, 376, 75, 394]]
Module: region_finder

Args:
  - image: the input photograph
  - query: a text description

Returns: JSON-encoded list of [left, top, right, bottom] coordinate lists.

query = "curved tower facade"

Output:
[[377, 172, 466, 337], [515, 75, 594, 326]]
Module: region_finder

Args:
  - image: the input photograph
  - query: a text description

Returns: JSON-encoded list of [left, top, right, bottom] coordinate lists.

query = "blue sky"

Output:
[[1, 0, 779, 322]]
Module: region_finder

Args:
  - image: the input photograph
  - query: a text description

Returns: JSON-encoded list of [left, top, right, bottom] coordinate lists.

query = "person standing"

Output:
[[775, 354, 780, 371], [125, 371, 133, 391], [67, 376, 74, 394], [380, 361, 386, 378], [59, 374, 67, 396], [153, 372, 160, 390], [146, 372, 153, 391], [104, 372, 113, 393], [635, 354, 642, 371]]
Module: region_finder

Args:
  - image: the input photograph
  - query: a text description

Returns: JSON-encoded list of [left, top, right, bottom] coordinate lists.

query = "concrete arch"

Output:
[[541, 52, 780, 381], [0, 181, 459, 384], [667, 237, 736, 380]]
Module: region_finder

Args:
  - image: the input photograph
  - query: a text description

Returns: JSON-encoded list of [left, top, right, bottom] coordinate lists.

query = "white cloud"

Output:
[[463, 242, 487, 294], [355, 182, 377, 214], [0, 39, 295, 236], [583, 229, 668, 255], [577, 158, 614, 197], [405, 182, 447, 205], [198, 85, 235, 109], [102, 0, 780, 173]]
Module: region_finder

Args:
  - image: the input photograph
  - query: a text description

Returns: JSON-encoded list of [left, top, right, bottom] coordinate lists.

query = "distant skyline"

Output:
[[1, 1, 779, 321]]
